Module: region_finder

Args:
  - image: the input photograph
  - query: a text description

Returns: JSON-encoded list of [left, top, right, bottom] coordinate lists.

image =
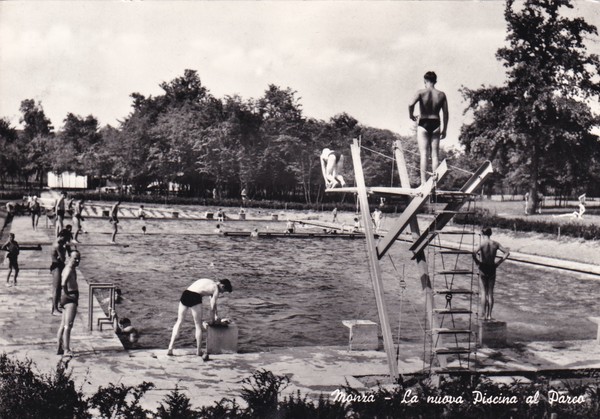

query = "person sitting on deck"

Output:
[[167, 278, 233, 359], [285, 220, 295, 234], [472, 228, 510, 321], [352, 217, 361, 233], [137, 205, 146, 220], [553, 194, 586, 219], [320, 148, 346, 189]]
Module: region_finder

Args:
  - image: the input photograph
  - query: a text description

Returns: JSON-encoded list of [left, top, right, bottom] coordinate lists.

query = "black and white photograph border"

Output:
[[1, 1, 600, 417]]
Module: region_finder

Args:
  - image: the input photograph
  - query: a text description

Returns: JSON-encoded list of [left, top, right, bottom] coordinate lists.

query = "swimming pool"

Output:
[[77, 216, 599, 352]]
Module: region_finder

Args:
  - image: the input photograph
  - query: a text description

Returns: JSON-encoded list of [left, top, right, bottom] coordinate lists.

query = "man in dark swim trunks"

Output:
[[320, 148, 346, 189], [57, 251, 81, 356], [109, 201, 121, 244], [409, 71, 449, 185], [2, 233, 20, 286], [473, 228, 510, 321], [167, 278, 233, 358], [55, 191, 67, 237], [50, 235, 67, 314]]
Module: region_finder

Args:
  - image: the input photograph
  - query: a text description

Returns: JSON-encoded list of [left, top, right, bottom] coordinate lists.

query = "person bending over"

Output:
[[167, 278, 233, 358]]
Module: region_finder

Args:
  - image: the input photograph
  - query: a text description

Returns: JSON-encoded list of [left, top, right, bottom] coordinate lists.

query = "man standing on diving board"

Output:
[[409, 71, 449, 185]]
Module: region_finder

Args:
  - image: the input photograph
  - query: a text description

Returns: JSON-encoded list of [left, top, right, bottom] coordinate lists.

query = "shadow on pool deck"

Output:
[[2, 214, 600, 410]]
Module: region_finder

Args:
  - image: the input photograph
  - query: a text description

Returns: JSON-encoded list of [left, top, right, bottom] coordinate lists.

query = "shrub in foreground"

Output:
[[1, 353, 600, 418]]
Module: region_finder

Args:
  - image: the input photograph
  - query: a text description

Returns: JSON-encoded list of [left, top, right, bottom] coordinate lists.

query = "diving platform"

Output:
[[325, 186, 423, 197], [324, 139, 492, 379]]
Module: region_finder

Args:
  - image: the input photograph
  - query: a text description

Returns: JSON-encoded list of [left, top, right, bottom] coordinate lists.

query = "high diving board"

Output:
[[326, 186, 422, 197], [375, 160, 449, 259], [409, 160, 494, 257]]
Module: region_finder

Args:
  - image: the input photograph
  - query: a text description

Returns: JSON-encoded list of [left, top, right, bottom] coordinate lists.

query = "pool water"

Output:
[[77, 217, 598, 352]]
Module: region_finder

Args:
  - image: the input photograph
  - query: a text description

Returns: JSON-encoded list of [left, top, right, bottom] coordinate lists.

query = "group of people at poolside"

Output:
[[0, 71, 520, 360]]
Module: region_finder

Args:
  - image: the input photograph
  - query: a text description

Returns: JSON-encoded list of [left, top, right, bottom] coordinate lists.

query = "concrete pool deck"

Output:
[[2, 213, 600, 410]]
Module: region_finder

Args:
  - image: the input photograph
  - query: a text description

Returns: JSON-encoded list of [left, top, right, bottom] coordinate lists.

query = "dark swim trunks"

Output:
[[57, 209, 65, 218], [60, 290, 79, 307], [479, 263, 496, 280], [418, 118, 441, 135], [180, 290, 203, 307], [7, 256, 18, 270]]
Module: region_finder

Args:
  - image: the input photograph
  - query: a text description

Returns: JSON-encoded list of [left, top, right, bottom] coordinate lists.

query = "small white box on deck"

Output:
[[205, 323, 239, 354], [342, 320, 379, 351]]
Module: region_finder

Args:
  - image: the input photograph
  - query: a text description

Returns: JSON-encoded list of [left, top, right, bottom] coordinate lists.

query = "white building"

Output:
[[47, 172, 88, 189]]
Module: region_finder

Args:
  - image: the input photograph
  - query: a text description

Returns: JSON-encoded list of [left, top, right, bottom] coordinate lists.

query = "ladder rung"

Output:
[[434, 347, 471, 355], [434, 288, 473, 294], [431, 328, 472, 334], [433, 308, 472, 314], [439, 250, 473, 255], [437, 270, 472, 275]]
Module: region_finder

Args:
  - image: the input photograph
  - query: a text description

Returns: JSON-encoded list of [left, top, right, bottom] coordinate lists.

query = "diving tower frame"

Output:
[[326, 138, 493, 379]]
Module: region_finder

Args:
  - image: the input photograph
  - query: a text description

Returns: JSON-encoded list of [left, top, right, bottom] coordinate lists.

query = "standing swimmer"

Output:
[[2, 233, 20, 286], [109, 201, 121, 244], [473, 228, 510, 321], [409, 71, 449, 185]]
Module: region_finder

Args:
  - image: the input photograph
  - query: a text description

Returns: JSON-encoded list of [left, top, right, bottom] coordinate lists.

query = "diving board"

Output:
[[409, 160, 493, 257], [325, 186, 423, 197]]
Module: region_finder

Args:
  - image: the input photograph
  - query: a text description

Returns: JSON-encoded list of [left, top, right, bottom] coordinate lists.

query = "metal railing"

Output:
[[88, 283, 117, 331]]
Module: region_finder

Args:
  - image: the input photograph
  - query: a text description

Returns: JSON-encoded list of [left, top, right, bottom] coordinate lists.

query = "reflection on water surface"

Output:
[[79, 218, 598, 352]]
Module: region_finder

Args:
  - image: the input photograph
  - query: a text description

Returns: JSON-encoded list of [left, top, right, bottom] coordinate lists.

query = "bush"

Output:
[[88, 381, 154, 418], [154, 386, 199, 419], [0, 354, 89, 419], [2, 352, 600, 418]]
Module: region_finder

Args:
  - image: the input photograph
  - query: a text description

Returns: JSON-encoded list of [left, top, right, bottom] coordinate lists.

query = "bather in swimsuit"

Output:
[[329, 151, 342, 163], [418, 118, 441, 135], [180, 290, 203, 307], [60, 290, 79, 307], [478, 263, 496, 281]]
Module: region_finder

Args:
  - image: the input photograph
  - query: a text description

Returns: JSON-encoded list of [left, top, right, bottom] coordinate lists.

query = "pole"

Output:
[[350, 139, 398, 379]]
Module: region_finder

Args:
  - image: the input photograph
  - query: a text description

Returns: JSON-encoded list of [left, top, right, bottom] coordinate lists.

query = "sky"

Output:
[[1, 1, 599, 150]]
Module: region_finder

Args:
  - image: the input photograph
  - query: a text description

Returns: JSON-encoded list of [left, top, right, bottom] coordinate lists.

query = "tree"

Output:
[[0, 118, 19, 185], [18, 100, 55, 187], [460, 0, 600, 213]]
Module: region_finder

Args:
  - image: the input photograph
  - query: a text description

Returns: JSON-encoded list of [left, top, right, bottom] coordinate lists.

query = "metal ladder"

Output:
[[425, 194, 479, 373]]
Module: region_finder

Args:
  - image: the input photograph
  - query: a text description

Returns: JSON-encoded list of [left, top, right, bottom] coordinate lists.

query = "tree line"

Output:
[[1, 0, 599, 210], [0, 70, 471, 204]]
